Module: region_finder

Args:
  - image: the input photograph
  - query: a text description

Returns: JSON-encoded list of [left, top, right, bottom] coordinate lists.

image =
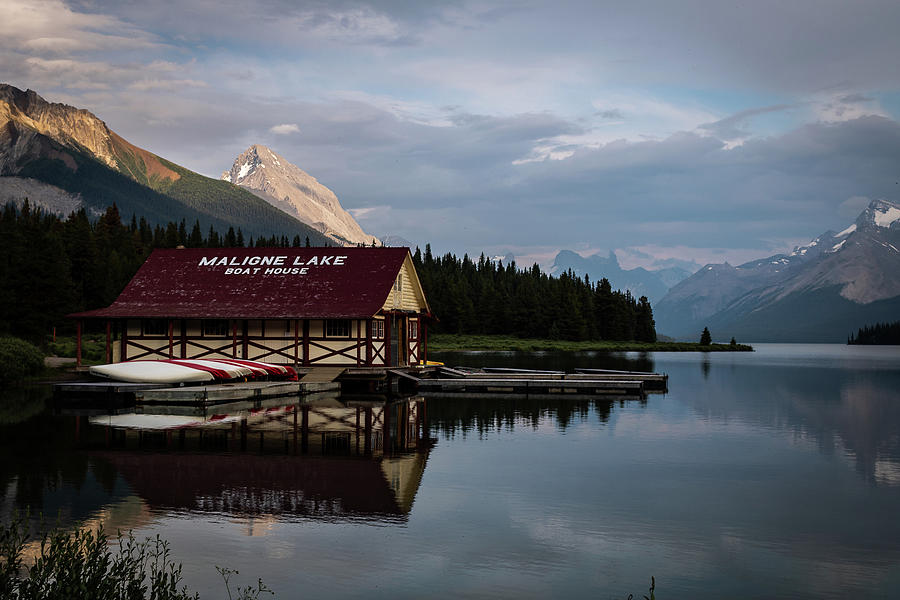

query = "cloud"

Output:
[[698, 105, 793, 144], [269, 123, 300, 135], [839, 196, 871, 219]]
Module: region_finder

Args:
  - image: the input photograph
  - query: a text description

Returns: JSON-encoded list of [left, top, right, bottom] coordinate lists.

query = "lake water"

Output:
[[3, 343, 900, 598]]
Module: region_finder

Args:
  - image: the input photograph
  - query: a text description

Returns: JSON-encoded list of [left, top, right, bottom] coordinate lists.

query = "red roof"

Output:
[[72, 247, 413, 319]]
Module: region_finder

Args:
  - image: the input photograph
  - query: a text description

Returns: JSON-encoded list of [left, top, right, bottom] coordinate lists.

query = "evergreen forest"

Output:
[[848, 321, 900, 345], [0, 202, 656, 343]]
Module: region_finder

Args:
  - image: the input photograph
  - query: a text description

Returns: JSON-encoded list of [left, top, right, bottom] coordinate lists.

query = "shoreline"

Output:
[[428, 334, 754, 353]]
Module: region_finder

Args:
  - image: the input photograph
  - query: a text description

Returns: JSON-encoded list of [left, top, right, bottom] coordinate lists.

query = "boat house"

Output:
[[71, 247, 432, 368]]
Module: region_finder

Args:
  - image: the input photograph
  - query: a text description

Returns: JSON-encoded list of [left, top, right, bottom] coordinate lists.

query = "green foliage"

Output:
[[0, 337, 45, 382], [47, 335, 105, 363], [413, 246, 658, 342], [699, 327, 712, 346], [0, 202, 316, 341], [0, 515, 198, 600], [848, 320, 900, 345]]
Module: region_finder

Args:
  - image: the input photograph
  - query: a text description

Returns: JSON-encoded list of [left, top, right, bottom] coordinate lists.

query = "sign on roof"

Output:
[[72, 247, 419, 320]]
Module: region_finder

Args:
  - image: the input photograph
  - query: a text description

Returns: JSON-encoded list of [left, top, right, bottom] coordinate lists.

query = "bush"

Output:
[[0, 337, 45, 383], [0, 516, 273, 600], [0, 516, 197, 600], [47, 334, 105, 363]]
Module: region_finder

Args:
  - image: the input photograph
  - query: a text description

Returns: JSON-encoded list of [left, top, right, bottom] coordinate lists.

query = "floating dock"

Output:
[[413, 366, 666, 398], [54, 364, 665, 405], [55, 378, 340, 406]]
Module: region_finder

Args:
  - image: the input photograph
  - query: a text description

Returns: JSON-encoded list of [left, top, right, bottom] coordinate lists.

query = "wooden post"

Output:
[[422, 318, 428, 364], [356, 320, 361, 366], [242, 320, 249, 359], [180, 320, 186, 358], [294, 320, 300, 364], [384, 313, 392, 367], [302, 319, 310, 366], [167, 320, 174, 359], [365, 319, 372, 366], [120, 320, 128, 362], [76, 320, 82, 367], [105, 320, 111, 363], [232, 321, 238, 358]]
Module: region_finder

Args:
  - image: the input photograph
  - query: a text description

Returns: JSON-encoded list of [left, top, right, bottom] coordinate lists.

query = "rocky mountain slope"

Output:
[[222, 145, 374, 246], [654, 199, 900, 342], [550, 250, 694, 305], [0, 83, 330, 243]]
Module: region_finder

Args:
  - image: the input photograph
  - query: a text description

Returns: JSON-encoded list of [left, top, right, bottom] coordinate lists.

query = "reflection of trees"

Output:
[[426, 396, 634, 436], [0, 407, 129, 528]]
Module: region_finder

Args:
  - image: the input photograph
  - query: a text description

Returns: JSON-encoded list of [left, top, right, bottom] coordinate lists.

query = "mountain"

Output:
[[381, 234, 414, 248], [654, 198, 900, 342], [222, 145, 375, 246], [550, 250, 693, 305], [0, 83, 331, 243]]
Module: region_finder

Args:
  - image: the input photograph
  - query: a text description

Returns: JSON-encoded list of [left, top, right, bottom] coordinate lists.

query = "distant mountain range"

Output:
[[222, 145, 376, 246], [654, 198, 900, 342], [0, 83, 331, 243], [550, 250, 696, 305]]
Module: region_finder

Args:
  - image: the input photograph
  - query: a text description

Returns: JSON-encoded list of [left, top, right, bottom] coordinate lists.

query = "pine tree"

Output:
[[700, 327, 712, 345]]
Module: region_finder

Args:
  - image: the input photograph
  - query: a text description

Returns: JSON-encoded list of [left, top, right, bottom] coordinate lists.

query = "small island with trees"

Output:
[[848, 321, 900, 345]]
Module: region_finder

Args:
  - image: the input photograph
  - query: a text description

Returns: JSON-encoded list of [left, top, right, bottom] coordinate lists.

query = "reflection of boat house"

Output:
[[71, 247, 432, 367], [85, 398, 430, 521]]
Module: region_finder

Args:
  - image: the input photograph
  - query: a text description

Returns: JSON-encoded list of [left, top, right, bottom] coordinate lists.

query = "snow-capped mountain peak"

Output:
[[221, 145, 376, 246]]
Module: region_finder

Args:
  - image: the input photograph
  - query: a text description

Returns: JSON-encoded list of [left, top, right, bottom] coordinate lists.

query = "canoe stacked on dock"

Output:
[[89, 359, 297, 384]]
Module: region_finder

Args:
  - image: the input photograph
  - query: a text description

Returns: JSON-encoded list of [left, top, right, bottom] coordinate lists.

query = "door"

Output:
[[391, 316, 407, 366]]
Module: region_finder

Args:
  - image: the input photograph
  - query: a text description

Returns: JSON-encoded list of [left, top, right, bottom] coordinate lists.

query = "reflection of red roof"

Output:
[[92, 451, 406, 519], [71, 247, 410, 319]]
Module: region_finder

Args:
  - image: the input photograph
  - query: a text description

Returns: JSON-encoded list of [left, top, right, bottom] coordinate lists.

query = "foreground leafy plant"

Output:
[[217, 567, 273, 600], [0, 515, 199, 599]]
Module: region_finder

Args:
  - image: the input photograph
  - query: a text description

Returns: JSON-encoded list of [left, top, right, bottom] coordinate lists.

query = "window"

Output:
[[203, 320, 229, 337], [325, 319, 351, 338], [394, 274, 402, 291], [143, 319, 167, 336], [409, 320, 419, 340], [373, 319, 385, 339]]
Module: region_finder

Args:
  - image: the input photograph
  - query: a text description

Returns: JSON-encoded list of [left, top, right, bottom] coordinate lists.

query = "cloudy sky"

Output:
[[4, 0, 900, 269]]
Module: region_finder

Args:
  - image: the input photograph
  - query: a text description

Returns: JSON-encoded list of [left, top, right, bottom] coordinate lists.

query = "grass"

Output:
[[429, 333, 753, 352]]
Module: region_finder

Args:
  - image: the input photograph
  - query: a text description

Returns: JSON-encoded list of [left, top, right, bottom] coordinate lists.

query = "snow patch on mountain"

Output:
[[837, 223, 856, 237], [874, 206, 900, 228]]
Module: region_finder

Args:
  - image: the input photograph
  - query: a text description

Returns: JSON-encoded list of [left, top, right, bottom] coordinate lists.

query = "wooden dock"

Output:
[[413, 366, 666, 398], [135, 380, 339, 404], [55, 378, 340, 406], [417, 377, 644, 399], [53, 363, 665, 405]]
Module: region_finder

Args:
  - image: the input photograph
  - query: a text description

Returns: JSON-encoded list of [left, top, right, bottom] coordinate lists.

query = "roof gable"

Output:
[[74, 247, 418, 319]]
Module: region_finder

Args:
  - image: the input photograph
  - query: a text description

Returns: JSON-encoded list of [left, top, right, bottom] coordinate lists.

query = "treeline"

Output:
[[413, 245, 656, 342], [848, 321, 900, 345], [0, 201, 314, 340], [1, 201, 656, 344]]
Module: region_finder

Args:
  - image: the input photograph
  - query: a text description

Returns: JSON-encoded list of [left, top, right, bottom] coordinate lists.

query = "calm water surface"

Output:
[[3, 344, 900, 598]]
